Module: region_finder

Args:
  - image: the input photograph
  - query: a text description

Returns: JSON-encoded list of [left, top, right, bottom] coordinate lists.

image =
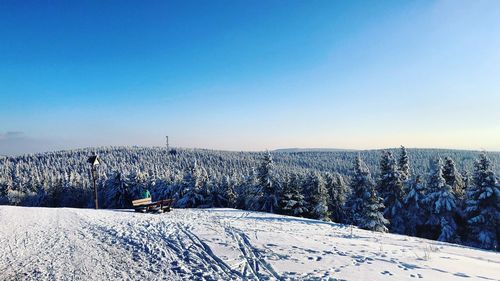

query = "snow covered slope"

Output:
[[0, 206, 498, 281]]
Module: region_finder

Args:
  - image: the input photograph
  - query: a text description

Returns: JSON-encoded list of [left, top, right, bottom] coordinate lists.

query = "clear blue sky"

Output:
[[1, 0, 499, 155]]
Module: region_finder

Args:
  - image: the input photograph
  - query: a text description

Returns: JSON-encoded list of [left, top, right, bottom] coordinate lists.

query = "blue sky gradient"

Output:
[[1, 0, 499, 155]]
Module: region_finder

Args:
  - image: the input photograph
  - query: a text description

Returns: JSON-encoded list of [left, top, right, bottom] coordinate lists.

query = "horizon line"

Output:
[[2, 145, 499, 158]]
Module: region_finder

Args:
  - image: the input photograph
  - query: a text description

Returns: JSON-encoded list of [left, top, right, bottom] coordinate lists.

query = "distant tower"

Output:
[[166, 135, 177, 155]]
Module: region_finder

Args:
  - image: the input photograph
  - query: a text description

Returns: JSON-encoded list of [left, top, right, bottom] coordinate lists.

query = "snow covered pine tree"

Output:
[[465, 153, 499, 250], [398, 146, 411, 183], [280, 174, 308, 217], [424, 158, 459, 242], [378, 151, 406, 234], [348, 156, 388, 232], [443, 157, 465, 200], [304, 172, 329, 221], [403, 175, 426, 236], [177, 161, 206, 208], [325, 173, 349, 223], [258, 151, 279, 213]]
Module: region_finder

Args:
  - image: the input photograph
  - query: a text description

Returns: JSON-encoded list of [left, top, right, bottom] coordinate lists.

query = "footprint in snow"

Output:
[[381, 270, 393, 276]]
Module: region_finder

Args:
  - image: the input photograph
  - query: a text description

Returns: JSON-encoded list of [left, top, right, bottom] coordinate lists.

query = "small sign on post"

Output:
[[87, 155, 102, 209]]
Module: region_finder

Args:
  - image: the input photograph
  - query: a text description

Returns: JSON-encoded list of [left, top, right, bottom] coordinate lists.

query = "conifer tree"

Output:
[[442, 157, 467, 240], [200, 180, 215, 208], [348, 156, 388, 232], [220, 175, 237, 208], [104, 171, 129, 208], [423, 158, 459, 242], [403, 175, 426, 236], [239, 169, 260, 211], [462, 170, 471, 193], [465, 154, 499, 250], [279, 174, 293, 215], [378, 151, 406, 234], [45, 177, 64, 207], [443, 157, 465, 200], [360, 185, 389, 233], [398, 146, 411, 183], [435, 179, 459, 243], [258, 151, 279, 213], [280, 174, 308, 216], [326, 173, 348, 223], [422, 158, 446, 239], [177, 161, 205, 208], [0, 179, 8, 204], [304, 172, 329, 220]]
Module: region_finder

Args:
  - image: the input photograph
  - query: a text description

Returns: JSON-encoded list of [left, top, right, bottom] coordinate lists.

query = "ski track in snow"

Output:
[[0, 206, 499, 281]]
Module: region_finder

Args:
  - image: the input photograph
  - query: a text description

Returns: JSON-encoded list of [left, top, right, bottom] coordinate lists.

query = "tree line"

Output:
[[0, 146, 498, 250]]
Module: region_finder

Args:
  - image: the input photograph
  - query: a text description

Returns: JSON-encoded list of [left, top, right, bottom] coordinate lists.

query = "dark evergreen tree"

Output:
[[403, 175, 426, 236], [0, 178, 8, 204], [398, 145, 411, 183], [423, 158, 459, 242], [304, 172, 329, 220], [360, 185, 389, 233], [442, 157, 467, 241], [200, 180, 215, 208], [462, 170, 471, 193], [280, 174, 308, 217], [465, 154, 499, 250], [258, 151, 279, 213], [239, 169, 260, 211], [422, 159, 444, 239], [220, 175, 237, 208], [44, 177, 64, 207], [443, 157, 465, 200], [378, 151, 406, 234], [325, 173, 348, 223], [104, 171, 130, 208], [177, 161, 205, 208], [348, 156, 388, 232], [434, 179, 459, 243]]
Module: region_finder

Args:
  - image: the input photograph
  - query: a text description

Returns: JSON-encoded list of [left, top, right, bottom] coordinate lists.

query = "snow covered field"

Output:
[[0, 206, 498, 281]]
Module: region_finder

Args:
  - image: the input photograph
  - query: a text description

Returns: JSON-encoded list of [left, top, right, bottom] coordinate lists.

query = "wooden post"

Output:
[[92, 166, 98, 209]]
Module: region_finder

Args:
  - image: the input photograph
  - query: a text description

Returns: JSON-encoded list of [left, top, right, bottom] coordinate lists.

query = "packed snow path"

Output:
[[0, 206, 498, 281]]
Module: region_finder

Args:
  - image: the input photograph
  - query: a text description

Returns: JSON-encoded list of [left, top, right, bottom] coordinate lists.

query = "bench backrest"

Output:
[[132, 197, 152, 206]]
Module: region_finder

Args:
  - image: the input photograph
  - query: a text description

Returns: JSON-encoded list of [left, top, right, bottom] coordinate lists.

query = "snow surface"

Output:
[[0, 206, 498, 281]]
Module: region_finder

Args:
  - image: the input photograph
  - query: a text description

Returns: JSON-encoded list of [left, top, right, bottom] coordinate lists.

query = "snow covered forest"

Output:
[[1, 147, 499, 251]]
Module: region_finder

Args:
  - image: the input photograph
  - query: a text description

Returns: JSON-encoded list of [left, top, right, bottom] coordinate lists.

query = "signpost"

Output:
[[87, 155, 102, 209]]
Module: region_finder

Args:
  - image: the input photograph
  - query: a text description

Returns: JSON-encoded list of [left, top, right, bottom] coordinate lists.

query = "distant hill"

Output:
[[1, 147, 498, 183], [274, 148, 358, 152]]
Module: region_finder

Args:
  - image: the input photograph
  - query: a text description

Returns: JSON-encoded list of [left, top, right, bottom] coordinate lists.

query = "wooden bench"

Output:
[[132, 198, 174, 213], [132, 197, 152, 207]]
